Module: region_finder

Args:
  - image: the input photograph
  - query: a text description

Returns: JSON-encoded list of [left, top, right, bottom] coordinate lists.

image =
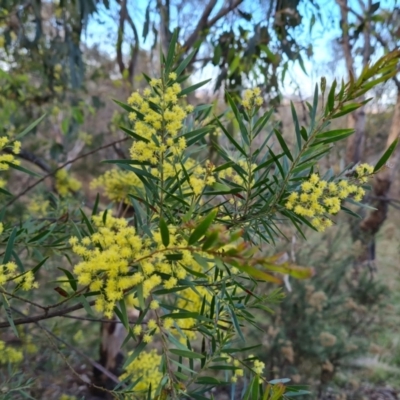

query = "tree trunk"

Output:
[[350, 91, 400, 272], [91, 318, 126, 399]]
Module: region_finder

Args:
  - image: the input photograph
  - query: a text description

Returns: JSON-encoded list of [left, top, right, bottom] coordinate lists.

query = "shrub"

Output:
[[0, 32, 398, 399]]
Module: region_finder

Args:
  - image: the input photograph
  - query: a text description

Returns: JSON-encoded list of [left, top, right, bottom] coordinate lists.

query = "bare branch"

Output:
[[183, 0, 243, 53], [0, 299, 96, 329], [183, 0, 218, 51], [3, 148, 51, 173], [7, 137, 129, 207], [10, 306, 122, 387], [116, 0, 128, 75]]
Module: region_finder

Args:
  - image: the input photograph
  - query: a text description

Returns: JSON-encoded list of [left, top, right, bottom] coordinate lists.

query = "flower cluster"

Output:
[[90, 169, 143, 203], [175, 285, 212, 340], [0, 136, 21, 170], [249, 356, 265, 375], [127, 74, 191, 177], [120, 349, 163, 395], [0, 340, 23, 364], [126, 74, 215, 197], [69, 211, 204, 318], [225, 357, 244, 383], [242, 88, 263, 110], [285, 172, 369, 232], [0, 262, 38, 290], [218, 159, 257, 188], [55, 169, 82, 196], [355, 163, 374, 183], [27, 195, 50, 216]]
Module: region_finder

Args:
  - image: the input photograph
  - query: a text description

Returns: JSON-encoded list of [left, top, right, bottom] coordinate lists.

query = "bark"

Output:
[[350, 91, 400, 273], [335, 0, 400, 274], [337, 0, 370, 166], [116, 0, 139, 82], [91, 318, 126, 398], [360, 92, 400, 235]]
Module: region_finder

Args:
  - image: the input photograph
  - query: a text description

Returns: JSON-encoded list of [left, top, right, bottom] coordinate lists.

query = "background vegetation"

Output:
[[0, 0, 400, 399]]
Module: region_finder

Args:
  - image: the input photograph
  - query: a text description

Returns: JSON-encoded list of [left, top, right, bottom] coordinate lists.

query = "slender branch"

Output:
[[0, 288, 47, 310], [4, 148, 52, 173], [7, 137, 129, 207], [183, 0, 243, 52], [0, 299, 95, 329], [10, 306, 122, 388], [116, 0, 128, 75], [183, 0, 218, 51], [206, 0, 244, 29]]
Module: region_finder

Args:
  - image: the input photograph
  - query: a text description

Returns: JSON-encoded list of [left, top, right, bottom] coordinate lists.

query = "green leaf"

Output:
[[5, 162, 42, 177], [165, 28, 179, 73], [170, 349, 205, 359], [119, 125, 149, 143], [0, 293, 18, 337], [332, 103, 363, 118], [31, 257, 49, 274], [326, 80, 337, 114], [113, 99, 135, 113], [313, 129, 355, 145], [0, 187, 12, 196], [274, 129, 293, 161], [188, 209, 218, 245], [159, 217, 170, 247], [179, 79, 211, 97], [80, 209, 95, 235], [315, 128, 354, 140], [92, 193, 100, 216], [374, 138, 398, 172], [196, 376, 221, 384], [215, 119, 247, 157], [115, 299, 129, 328], [290, 102, 302, 150], [3, 227, 17, 264], [58, 267, 77, 291], [123, 341, 148, 369], [176, 48, 198, 76], [226, 305, 244, 342], [78, 295, 95, 317], [226, 92, 249, 146], [16, 113, 47, 140]]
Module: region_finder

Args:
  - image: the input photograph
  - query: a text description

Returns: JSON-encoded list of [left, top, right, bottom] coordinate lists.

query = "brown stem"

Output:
[[7, 137, 129, 207]]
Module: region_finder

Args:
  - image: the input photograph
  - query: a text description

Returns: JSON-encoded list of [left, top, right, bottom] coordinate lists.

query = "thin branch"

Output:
[[0, 288, 47, 311], [10, 306, 122, 388], [183, 0, 243, 52], [116, 0, 127, 75], [7, 137, 129, 207], [183, 0, 218, 51], [0, 299, 95, 329], [206, 0, 244, 30], [4, 148, 52, 173]]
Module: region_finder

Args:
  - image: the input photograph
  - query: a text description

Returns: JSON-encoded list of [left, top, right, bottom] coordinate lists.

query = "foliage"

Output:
[[258, 226, 392, 395], [0, 25, 399, 400]]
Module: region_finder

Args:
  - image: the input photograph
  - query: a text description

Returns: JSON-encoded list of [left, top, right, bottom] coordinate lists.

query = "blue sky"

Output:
[[84, 0, 396, 98]]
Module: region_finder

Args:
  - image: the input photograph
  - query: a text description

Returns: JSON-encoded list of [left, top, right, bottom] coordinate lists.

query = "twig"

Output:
[[0, 298, 95, 329], [0, 288, 47, 311], [4, 148, 52, 173], [183, 0, 243, 52], [7, 137, 129, 207], [10, 306, 122, 388]]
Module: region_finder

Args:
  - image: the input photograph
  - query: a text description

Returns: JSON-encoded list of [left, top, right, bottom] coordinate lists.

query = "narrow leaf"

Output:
[[188, 209, 218, 245], [374, 138, 398, 172]]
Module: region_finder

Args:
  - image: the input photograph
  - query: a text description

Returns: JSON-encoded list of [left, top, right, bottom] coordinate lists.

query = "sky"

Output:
[[83, 0, 397, 99]]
